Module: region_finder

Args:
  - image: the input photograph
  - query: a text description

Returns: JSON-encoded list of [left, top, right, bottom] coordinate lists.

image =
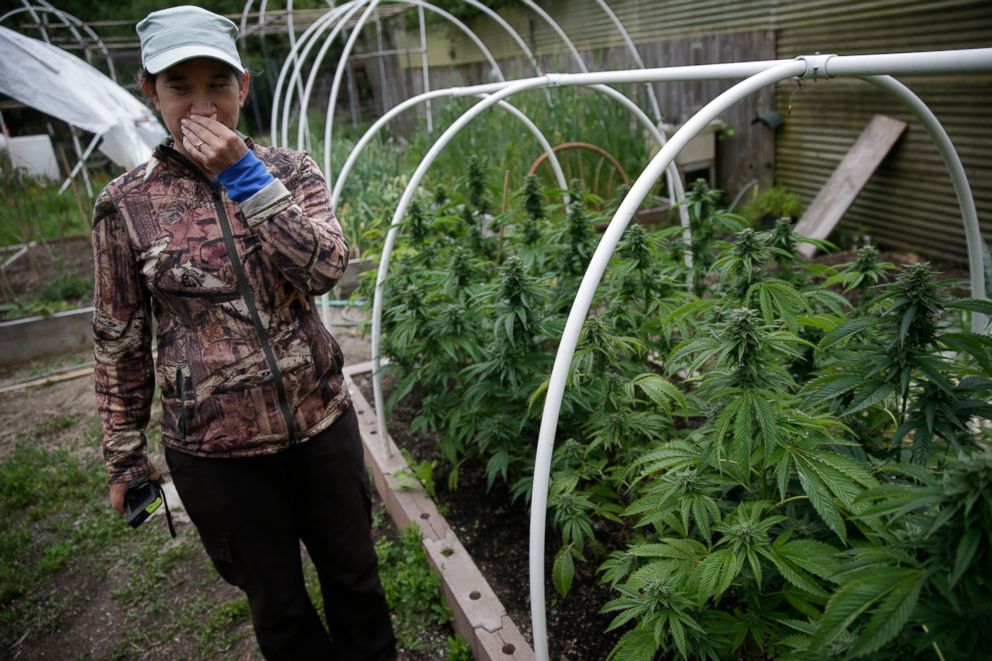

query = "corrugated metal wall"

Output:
[[388, 0, 991, 264], [774, 5, 992, 262]]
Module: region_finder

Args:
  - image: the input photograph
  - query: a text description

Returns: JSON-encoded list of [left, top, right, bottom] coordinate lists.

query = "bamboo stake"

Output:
[[57, 146, 91, 248]]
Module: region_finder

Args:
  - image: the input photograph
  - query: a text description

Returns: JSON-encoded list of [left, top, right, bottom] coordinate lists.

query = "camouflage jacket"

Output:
[[92, 137, 350, 484]]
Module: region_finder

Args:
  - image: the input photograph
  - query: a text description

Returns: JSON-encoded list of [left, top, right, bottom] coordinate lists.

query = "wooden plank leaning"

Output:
[[796, 114, 907, 258]]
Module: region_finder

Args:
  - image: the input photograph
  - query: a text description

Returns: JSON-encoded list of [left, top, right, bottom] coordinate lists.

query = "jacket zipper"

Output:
[[163, 146, 298, 444]]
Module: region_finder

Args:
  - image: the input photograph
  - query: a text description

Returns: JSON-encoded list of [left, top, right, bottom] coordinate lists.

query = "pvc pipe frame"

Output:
[[369, 47, 992, 459], [528, 49, 991, 661], [1, 3, 116, 80], [270, 0, 526, 326], [269, 0, 670, 167], [269, 0, 690, 327], [270, 0, 510, 155], [863, 75, 986, 333], [331, 81, 676, 209], [2, 2, 117, 198], [363, 78, 691, 452]]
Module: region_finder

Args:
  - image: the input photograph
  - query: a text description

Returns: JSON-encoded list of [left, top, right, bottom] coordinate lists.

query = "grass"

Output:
[[0, 417, 255, 658], [0, 349, 93, 386], [0, 411, 470, 658], [0, 161, 98, 249], [375, 520, 453, 651]]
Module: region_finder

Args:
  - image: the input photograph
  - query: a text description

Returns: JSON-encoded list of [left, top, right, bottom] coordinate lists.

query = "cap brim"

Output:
[[145, 45, 244, 75]]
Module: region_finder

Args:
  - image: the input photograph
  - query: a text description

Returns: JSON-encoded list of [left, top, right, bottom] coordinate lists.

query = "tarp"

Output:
[[0, 25, 166, 169]]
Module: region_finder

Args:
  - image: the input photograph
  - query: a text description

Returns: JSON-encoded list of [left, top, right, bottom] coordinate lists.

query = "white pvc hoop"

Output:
[[318, 0, 509, 181], [862, 75, 986, 333], [592, 0, 663, 124], [367, 55, 828, 449], [269, 0, 685, 241], [278, 0, 618, 329], [366, 77, 696, 451], [331, 81, 677, 210], [529, 59, 806, 660], [330, 87, 567, 209], [529, 49, 991, 660], [271, 2, 356, 148]]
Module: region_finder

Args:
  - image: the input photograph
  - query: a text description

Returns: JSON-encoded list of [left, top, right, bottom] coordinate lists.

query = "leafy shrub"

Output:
[[737, 185, 804, 228], [38, 272, 92, 303]]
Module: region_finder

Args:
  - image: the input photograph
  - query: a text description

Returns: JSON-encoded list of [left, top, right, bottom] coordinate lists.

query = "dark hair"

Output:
[[135, 64, 247, 90], [136, 67, 156, 86]]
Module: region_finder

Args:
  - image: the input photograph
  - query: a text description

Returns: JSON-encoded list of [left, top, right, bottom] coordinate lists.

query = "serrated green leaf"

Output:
[[794, 458, 846, 543], [811, 566, 923, 652], [950, 527, 981, 587], [527, 378, 550, 416], [632, 373, 689, 417], [805, 373, 864, 405], [553, 546, 575, 597], [945, 297, 992, 316], [847, 569, 924, 658], [818, 316, 874, 350], [842, 381, 895, 416], [607, 627, 659, 661]]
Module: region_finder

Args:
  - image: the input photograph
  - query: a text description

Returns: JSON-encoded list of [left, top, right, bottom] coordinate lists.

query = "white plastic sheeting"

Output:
[[0, 26, 165, 169]]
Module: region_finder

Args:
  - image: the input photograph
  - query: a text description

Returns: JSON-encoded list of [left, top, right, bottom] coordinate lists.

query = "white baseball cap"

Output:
[[137, 5, 245, 75]]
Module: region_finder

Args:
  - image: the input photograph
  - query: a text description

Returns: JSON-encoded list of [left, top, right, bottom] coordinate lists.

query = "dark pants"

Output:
[[166, 407, 397, 661]]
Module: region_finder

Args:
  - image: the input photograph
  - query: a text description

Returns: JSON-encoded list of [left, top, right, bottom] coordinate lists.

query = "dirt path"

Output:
[[0, 311, 395, 661]]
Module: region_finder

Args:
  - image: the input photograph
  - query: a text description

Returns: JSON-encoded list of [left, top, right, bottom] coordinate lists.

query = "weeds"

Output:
[[375, 523, 452, 650]]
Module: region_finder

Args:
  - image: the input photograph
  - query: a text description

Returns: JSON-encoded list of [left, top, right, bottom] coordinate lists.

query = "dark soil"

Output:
[[354, 373, 623, 661]]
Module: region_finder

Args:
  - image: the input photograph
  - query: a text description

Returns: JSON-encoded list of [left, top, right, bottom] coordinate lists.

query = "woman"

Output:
[[92, 6, 396, 659]]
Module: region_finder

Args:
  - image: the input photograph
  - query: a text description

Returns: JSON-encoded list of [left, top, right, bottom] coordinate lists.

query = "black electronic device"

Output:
[[123, 477, 164, 529]]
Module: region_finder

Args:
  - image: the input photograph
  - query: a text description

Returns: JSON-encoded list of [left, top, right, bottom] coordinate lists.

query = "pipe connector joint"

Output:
[[544, 73, 563, 87], [796, 53, 837, 80]]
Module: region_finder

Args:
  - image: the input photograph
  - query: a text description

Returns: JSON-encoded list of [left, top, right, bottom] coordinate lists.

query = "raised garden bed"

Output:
[[345, 363, 623, 660], [345, 362, 533, 660]]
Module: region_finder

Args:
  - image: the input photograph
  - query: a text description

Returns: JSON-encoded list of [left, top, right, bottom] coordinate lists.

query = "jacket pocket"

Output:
[[176, 366, 198, 439]]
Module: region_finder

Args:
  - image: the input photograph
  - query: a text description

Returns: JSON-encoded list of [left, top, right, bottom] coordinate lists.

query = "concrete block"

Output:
[[474, 616, 535, 661], [424, 534, 505, 634]]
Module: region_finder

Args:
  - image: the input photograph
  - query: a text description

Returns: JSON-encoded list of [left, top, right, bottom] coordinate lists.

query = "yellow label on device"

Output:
[[145, 497, 163, 514]]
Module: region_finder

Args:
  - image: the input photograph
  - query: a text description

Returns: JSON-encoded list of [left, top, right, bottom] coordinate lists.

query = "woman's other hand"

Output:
[[109, 468, 165, 515]]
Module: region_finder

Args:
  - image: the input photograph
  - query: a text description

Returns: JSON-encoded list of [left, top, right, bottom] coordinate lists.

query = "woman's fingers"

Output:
[[180, 118, 213, 152], [109, 482, 128, 514], [181, 116, 247, 175], [181, 134, 210, 171]]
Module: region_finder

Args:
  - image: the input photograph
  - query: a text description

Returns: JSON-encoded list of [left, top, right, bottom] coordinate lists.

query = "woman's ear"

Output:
[[141, 78, 159, 110], [239, 71, 251, 107]]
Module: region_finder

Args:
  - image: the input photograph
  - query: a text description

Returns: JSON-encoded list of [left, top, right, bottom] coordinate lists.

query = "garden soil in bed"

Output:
[[354, 373, 623, 660]]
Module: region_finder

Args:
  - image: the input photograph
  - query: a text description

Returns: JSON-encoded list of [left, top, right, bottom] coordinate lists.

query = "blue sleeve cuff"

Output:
[[216, 150, 275, 203]]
